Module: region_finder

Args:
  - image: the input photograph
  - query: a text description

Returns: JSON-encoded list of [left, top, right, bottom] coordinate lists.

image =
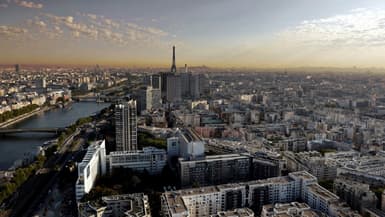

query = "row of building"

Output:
[[161, 171, 361, 217], [75, 140, 167, 200]]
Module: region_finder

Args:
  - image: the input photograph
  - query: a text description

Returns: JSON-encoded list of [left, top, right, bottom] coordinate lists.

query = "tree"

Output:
[[0, 104, 39, 124], [129, 175, 141, 188]]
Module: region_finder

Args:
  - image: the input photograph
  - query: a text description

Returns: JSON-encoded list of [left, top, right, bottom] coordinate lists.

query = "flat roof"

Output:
[[212, 208, 254, 217], [307, 184, 339, 201], [163, 192, 189, 215]]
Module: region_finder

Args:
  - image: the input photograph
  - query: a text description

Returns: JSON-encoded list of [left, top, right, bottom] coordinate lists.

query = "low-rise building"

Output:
[[210, 208, 254, 217], [261, 202, 320, 217], [109, 146, 166, 175], [161, 171, 361, 217], [334, 178, 377, 213], [178, 153, 252, 187], [78, 193, 151, 217]]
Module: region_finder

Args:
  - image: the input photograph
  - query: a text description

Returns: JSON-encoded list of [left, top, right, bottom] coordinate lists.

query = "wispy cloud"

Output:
[[279, 8, 385, 48], [0, 10, 178, 52], [39, 13, 171, 46], [14, 0, 43, 9], [0, 25, 28, 39]]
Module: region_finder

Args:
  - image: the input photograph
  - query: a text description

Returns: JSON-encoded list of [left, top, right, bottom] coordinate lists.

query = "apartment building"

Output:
[[78, 193, 151, 217], [109, 146, 166, 175], [161, 171, 361, 217], [75, 140, 107, 201]]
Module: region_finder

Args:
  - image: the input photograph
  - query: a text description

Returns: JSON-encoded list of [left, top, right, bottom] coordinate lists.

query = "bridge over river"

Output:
[[0, 128, 66, 135]]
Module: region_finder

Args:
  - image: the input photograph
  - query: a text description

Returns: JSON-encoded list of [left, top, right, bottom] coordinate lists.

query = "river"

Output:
[[0, 102, 110, 170]]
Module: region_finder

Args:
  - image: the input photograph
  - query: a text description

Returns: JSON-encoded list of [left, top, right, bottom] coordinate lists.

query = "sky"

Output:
[[1, 0, 385, 68]]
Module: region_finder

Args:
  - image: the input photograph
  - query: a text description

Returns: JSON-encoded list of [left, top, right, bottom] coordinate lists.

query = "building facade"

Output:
[[75, 140, 107, 201], [78, 193, 151, 217], [115, 100, 137, 151], [161, 171, 361, 217], [109, 146, 167, 175], [261, 202, 320, 217], [166, 74, 182, 103], [178, 154, 252, 187], [146, 86, 161, 111]]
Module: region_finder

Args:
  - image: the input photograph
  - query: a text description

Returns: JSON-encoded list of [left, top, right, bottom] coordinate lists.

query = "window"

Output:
[[86, 165, 90, 178]]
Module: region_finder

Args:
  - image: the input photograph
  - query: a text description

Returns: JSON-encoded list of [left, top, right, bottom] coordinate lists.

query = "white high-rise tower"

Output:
[[115, 100, 137, 151]]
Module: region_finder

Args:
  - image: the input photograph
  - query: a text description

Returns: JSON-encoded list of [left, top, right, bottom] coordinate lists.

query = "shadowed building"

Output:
[[115, 100, 137, 151]]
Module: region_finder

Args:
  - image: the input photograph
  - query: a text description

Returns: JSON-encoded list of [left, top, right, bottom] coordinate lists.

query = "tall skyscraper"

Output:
[[166, 74, 181, 102], [15, 64, 19, 73], [171, 46, 176, 73], [137, 87, 147, 113], [151, 74, 161, 89], [147, 86, 161, 110], [143, 74, 161, 89], [181, 65, 191, 98], [161, 72, 172, 101], [115, 100, 137, 151]]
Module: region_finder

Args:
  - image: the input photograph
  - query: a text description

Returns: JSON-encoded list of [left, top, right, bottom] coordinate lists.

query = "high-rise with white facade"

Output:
[[115, 100, 137, 151], [146, 86, 161, 111], [75, 140, 107, 201]]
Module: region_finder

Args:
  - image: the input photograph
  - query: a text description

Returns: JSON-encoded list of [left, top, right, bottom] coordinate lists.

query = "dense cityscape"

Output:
[[1, 46, 385, 217], [3, 1, 385, 217]]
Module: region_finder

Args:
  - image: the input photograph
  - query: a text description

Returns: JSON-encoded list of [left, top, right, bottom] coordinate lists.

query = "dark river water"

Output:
[[0, 102, 110, 170]]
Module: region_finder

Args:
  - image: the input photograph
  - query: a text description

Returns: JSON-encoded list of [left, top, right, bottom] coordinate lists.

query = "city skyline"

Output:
[[2, 0, 385, 68]]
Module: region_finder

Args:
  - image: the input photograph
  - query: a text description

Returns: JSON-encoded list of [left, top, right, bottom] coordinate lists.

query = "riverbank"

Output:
[[0, 106, 51, 129], [0, 102, 110, 171], [0, 104, 108, 213]]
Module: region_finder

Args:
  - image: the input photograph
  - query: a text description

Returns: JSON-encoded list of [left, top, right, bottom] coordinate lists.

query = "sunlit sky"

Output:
[[2, 0, 385, 68]]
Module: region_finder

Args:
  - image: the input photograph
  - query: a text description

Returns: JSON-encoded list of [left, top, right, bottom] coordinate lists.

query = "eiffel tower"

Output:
[[171, 46, 177, 73]]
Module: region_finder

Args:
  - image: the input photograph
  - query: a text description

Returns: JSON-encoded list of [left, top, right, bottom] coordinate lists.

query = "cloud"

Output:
[[66, 16, 74, 24], [0, 11, 174, 48], [30, 19, 46, 28], [104, 18, 120, 28], [87, 14, 98, 20], [14, 0, 43, 9], [226, 8, 385, 67], [0, 25, 28, 39], [54, 26, 62, 32], [24, 16, 65, 40], [44, 14, 98, 39], [72, 31, 80, 38], [0, 3, 8, 8], [125, 22, 168, 37], [60, 13, 170, 45], [279, 8, 385, 48]]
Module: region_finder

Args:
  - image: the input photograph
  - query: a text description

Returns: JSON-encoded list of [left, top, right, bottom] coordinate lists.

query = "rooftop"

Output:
[[109, 146, 166, 156], [162, 192, 188, 216], [211, 208, 254, 217], [307, 184, 339, 201], [78, 140, 104, 168]]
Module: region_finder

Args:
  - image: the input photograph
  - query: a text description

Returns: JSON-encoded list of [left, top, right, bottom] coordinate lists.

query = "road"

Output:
[[8, 129, 81, 217]]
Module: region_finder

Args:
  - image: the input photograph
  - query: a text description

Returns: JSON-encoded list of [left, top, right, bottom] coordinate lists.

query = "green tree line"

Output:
[[0, 104, 39, 123], [0, 115, 93, 205], [138, 132, 166, 149], [0, 155, 46, 204]]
